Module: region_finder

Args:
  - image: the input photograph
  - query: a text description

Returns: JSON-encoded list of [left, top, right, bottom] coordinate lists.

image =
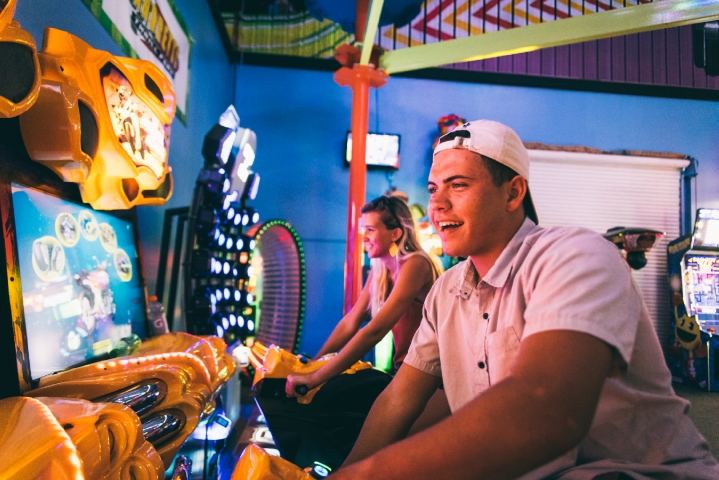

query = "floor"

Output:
[[673, 383, 719, 457]]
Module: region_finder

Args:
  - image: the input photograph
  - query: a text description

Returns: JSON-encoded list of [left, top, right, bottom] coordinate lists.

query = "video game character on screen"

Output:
[[11, 184, 146, 381], [101, 64, 169, 180], [55, 212, 80, 247], [78, 211, 99, 241]]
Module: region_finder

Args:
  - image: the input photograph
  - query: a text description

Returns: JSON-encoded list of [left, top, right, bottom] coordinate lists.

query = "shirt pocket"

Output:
[[486, 326, 521, 385]]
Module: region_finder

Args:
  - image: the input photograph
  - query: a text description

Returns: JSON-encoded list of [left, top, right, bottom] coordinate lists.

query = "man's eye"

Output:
[[427, 187, 436, 194], [451, 183, 464, 188]]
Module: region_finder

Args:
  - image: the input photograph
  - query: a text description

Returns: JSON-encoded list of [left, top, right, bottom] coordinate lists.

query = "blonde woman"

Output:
[[286, 195, 442, 397]]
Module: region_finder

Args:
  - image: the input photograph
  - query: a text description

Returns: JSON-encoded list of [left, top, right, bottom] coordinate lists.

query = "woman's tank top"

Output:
[[390, 258, 434, 368]]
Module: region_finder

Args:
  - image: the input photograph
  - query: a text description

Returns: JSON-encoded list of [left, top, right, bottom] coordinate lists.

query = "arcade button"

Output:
[[309, 462, 332, 479]]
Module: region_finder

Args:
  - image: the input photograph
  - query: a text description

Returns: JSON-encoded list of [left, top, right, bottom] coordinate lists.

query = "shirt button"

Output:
[[483, 313, 489, 320], [478, 361, 485, 369]]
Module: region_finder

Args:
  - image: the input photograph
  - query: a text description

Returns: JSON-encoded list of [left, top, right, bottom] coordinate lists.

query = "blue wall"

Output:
[[13, 1, 719, 356], [14, 0, 233, 297], [234, 65, 719, 355]]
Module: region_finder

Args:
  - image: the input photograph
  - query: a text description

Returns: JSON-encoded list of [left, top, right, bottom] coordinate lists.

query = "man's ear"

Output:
[[506, 175, 527, 214], [392, 228, 403, 243]]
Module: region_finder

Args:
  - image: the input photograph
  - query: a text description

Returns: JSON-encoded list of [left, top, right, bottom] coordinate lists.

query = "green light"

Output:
[[374, 331, 393, 373]]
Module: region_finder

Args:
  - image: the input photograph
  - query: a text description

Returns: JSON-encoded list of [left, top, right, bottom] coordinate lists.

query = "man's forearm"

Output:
[[342, 366, 441, 467], [342, 388, 419, 465], [335, 331, 612, 480], [336, 377, 578, 480]]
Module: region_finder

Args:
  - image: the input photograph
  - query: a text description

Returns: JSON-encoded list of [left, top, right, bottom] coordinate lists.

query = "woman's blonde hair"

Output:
[[361, 196, 443, 316]]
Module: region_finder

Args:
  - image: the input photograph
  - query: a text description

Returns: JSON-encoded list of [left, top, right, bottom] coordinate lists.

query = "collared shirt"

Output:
[[405, 218, 718, 479]]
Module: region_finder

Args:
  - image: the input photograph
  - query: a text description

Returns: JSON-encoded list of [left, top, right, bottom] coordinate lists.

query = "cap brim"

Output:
[[524, 188, 538, 225]]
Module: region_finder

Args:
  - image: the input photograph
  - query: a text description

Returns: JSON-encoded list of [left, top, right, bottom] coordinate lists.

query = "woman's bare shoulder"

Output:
[[399, 254, 435, 280]]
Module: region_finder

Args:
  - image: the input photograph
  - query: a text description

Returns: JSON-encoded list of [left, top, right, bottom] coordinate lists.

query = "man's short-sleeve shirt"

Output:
[[404, 218, 718, 479]]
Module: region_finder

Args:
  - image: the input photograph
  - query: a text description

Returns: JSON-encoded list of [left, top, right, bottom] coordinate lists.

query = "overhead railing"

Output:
[[381, 0, 719, 73]]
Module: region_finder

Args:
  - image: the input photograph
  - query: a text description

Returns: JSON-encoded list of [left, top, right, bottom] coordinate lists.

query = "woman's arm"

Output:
[[314, 274, 372, 359], [287, 256, 433, 396]]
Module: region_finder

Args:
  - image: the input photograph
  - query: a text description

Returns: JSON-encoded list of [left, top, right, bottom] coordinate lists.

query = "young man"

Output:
[[332, 120, 718, 479]]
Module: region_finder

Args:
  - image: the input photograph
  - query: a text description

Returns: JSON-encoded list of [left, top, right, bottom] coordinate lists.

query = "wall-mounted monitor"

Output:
[[11, 183, 147, 382], [345, 132, 400, 169]]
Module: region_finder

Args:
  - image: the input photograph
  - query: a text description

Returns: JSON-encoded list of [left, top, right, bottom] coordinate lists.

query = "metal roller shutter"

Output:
[[528, 149, 690, 345]]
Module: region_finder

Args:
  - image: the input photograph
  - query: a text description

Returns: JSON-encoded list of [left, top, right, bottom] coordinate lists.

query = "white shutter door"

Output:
[[528, 150, 690, 345]]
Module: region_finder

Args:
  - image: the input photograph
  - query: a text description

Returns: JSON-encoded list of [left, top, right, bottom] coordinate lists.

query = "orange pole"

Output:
[[343, 70, 370, 314], [356, 0, 369, 43], [336, 0, 387, 314]]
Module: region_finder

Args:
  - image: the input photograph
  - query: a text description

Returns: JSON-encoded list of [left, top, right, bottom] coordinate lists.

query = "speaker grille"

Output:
[[78, 100, 98, 158], [0, 42, 35, 104]]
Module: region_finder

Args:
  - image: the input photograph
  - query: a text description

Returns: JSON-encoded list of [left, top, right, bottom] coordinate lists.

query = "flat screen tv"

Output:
[[345, 132, 400, 169], [12, 184, 147, 380], [0, 140, 148, 396]]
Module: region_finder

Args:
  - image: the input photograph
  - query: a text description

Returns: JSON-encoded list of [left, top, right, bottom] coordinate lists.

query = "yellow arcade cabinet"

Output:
[[0, 0, 41, 119], [0, 18, 236, 478]]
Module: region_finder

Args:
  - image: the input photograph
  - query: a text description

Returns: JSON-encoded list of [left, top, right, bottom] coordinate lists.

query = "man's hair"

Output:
[[480, 155, 519, 187]]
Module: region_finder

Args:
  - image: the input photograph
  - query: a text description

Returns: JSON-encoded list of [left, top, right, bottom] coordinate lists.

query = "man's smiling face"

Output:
[[427, 149, 513, 262]]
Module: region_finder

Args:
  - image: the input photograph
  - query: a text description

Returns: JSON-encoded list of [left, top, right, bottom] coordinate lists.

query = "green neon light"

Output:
[[253, 219, 307, 354], [374, 331, 393, 373], [314, 462, 332, 471]]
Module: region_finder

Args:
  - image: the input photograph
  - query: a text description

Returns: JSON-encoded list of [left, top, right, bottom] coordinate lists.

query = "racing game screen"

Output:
[[693, 208, 719, 249], [683, 254, 719, 316], [12, 184, 147, 380]]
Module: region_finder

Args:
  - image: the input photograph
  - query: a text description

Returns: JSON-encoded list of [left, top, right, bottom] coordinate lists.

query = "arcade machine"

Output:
[[176, 112, 391, 471], [0, 4, 235, 477], [185, 105, 263, 348], [666, 208, 719, 391]]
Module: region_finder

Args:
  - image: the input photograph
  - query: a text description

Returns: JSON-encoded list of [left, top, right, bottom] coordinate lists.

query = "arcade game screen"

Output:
[[683, 254, 719, 316], [12, 183, 147, 380], [101, 64, 170, 179], [693, 209, 719, 249]]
